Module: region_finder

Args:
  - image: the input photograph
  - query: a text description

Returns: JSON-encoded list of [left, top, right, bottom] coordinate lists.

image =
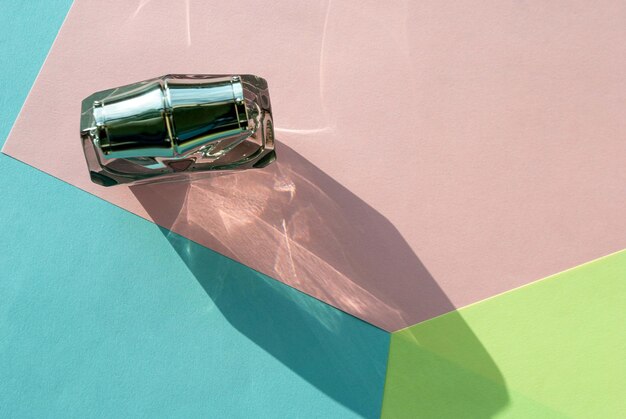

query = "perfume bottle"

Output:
[[80, 74, 276, 186]]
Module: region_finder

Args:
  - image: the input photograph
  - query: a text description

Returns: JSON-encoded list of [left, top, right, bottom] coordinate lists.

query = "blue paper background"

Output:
[[0, 1, 389, 417]]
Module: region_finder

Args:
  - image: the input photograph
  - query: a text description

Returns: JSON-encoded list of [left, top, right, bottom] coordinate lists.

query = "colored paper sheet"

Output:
[[382, 250, 626, 418], [4, 0, 626, 331], [0, 3, 389, 417]]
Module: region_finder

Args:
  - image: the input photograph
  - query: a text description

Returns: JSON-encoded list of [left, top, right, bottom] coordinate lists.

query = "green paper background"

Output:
[[382, 250, 626, 418]]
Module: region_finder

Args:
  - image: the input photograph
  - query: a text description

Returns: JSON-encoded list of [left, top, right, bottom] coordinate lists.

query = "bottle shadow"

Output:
[[159, 227, 390, 418], [130, 143, 510, 418]]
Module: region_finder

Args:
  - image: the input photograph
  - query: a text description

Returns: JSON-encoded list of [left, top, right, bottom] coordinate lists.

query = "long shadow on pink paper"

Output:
[[130, 143, 508, 418]]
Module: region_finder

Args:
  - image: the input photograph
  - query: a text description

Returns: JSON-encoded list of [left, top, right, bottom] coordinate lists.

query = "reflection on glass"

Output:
[[81, 74, 276, 186]]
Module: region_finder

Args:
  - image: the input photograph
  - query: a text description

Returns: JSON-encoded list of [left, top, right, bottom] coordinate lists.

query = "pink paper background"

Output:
[[4, 0, 626, 331]]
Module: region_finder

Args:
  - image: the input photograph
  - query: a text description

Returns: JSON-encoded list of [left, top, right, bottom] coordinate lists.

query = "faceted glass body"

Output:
[[80, 74, 276, 186]]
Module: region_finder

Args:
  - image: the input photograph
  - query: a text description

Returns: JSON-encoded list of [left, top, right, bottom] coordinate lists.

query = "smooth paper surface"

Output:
[[0, 4, 389, 417], [382, 250, 626, 418], [4, 0, 626, 330]]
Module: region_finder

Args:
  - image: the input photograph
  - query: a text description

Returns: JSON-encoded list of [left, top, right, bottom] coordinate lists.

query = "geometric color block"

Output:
[[1, 215, 390, 417], [382, 250, 626, 418], [161, 228, 391, 418], [0, 183, 390, 417], [5, 0, 626, 331], [2, 1, 625, 417], [0, 3, 389, 417]]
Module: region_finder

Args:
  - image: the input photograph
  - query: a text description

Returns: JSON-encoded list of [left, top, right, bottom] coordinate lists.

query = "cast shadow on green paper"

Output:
[[383, 315, 513, 418], [132, 143, 510, 418]]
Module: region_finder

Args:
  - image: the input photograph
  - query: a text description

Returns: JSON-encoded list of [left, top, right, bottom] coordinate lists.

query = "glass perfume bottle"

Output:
[[80, 74, 276, 186]]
